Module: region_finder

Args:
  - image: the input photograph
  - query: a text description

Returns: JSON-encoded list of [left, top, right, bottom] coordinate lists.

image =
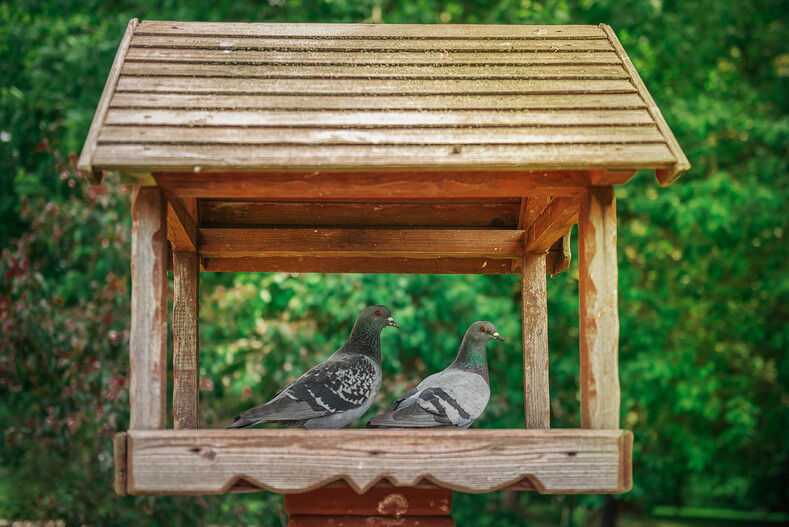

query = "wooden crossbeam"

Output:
[[198, 228, 524, 259], [525, 197, 579, 253]]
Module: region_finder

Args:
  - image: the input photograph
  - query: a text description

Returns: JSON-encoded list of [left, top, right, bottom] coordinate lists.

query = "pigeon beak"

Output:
[[492, 332, 505, 342], [387, 317, 400, 329]]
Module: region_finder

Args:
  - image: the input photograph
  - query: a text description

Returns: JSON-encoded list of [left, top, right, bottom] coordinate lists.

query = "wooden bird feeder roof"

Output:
[[81, 19, 688, 508], [79, 19, 689, 187]]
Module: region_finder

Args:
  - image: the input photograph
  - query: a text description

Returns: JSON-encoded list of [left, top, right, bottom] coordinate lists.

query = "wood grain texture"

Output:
[[525, 197, 579, 252], [578, 187, 620, 430], [103, 108, 656, 127], [173, 251, 200, 430], [114, 432, 128, 496], [521, 254, 550, 429], [288, 516, 454, 527], [199, 200, 520, 229], [135, 21, 607, 39], [76, 18, 137, 184], [130, 187, 168, 430], [154, 171, 590, 200], [284, 482, 452, 516], [549, 232, 573, 277], [201, 256, 528, 275], [198, 228, 523, 259], [167, 198, 198, 251], [124, 429, 633, 494], [600, 24, 690, 185]]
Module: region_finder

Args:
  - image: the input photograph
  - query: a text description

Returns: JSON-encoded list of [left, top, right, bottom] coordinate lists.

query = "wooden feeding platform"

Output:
[[80, 19, 687, 524]]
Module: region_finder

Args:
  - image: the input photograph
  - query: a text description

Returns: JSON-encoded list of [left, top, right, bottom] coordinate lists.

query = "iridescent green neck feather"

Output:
[[342, 319, 382, 363], [452, 334, 489, 383]]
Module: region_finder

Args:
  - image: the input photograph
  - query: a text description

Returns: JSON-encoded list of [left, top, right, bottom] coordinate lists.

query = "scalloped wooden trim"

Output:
[[124, 429, 632, 495], [77, 18, 138, 184]]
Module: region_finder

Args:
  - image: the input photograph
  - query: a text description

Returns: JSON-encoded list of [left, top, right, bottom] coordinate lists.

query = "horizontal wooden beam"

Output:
[[198, 228, 524, 259], [525, 197, 579, 253], [155, 171, 589, 200], [167, 198, 198, 251], [124, 429, 632, 495]]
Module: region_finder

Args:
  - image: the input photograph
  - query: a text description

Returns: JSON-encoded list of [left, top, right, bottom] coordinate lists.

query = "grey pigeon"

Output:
[[366, 321, 503, 429], [227, 305, 398, 429]]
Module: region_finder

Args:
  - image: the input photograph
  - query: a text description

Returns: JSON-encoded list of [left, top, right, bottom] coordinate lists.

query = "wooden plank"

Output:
[[124, 429, 633, 494], [589, 169, 637, 186], [166, 198, 198, 251], [284, 482, 452, 516], [77, 18, 138, 184], [125, 47, 622, 65], [114, 432, 128, 496], [198, 228, 524, 259], [130, 187, 168, 430], [110, 92, 646, 111], [549, 232, 573, 277], [521, 253, 550, 429], [511, 197, 551, 272], [130, 35, 614, 52], [578, 187, 620, 430], [525, 197, 579, 253], [98, 126, 665, 145], [202, 256, 523, 275], [199, 200, 520, 229], [288, 516, 454, 527], [115, 76, 636, 95], [600, 25, 690, 185], [104, 108, 656, 127], [122, 62, 629, 79], [173, 251, 200, 430], [92, 143, 677, 172], [136, 21, 607, 39], [154, 171, 591, 200]]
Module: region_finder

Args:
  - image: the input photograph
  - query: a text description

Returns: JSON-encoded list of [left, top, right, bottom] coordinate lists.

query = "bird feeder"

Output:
[[79, 19, 688, 525]]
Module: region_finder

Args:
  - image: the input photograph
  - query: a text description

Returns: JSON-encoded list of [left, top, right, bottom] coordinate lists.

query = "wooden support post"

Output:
[[521, 253, 550, 429], [285, 482, 454, 527], [130, 187, 168, 430], [578, 186, 620, 429], [173, 251, 200, 429]]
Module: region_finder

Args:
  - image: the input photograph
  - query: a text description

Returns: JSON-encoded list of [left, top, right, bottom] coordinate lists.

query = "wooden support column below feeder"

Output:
[[285, 482, 454, 526]]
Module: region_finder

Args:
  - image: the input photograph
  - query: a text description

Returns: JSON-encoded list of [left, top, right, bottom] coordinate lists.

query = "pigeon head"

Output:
[[452, 321, 503, 381], [357, 305, 399, 331]]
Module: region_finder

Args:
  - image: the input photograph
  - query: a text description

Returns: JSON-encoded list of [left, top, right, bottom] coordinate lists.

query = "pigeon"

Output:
[[366, 321, 503, 429], [227, 305, 399, 429]]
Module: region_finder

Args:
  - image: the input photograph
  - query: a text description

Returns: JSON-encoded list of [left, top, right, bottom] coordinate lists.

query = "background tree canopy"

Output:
[[1, 1, 787, 526]]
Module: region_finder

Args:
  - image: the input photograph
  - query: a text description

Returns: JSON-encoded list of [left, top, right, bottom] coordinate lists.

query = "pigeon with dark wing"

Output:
[[227, 305, 398, 429], [367, 321, 503, 429]]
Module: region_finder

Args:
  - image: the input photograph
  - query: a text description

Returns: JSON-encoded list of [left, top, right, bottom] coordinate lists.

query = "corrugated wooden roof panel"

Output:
[[79, 20, 689, 185]]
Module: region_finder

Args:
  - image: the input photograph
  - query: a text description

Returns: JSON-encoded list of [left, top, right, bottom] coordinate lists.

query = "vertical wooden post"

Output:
[[521, 253, 550, 429], [578, 186, 620, 429], [130, 187, 168, 430], [173, 251, 200, 429]]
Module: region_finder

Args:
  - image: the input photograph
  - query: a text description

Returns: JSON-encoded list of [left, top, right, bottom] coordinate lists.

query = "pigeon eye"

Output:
[[376, 311, 382, 317], [480, 327, 486, 333]]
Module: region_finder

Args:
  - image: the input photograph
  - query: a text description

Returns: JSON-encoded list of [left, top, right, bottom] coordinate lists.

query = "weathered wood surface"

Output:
[[124, 429, 633, 494], [578, 187, 621, 430], [154, 171, 589, 200], [288, 516, 455, 527], [114, 432, 128, 496], [525, 197, 579, 253], [166, 198, 198, 251], [199, 200, 520, 229], [77, 18, 137, 184], [549, 232, 573, 277], [130, 187, 168, 430], [78, 20, 687, 178], [284, 482, 452, 516], [173, 251, 200, 430], [521, 254, 550, 429], [202, 256, 547, 275], [600, 25, 689, 185], [198, 228, 523, 259]]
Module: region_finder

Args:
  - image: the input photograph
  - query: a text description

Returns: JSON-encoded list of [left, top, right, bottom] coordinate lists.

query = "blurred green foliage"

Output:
[[1, 0, 788, 525]]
